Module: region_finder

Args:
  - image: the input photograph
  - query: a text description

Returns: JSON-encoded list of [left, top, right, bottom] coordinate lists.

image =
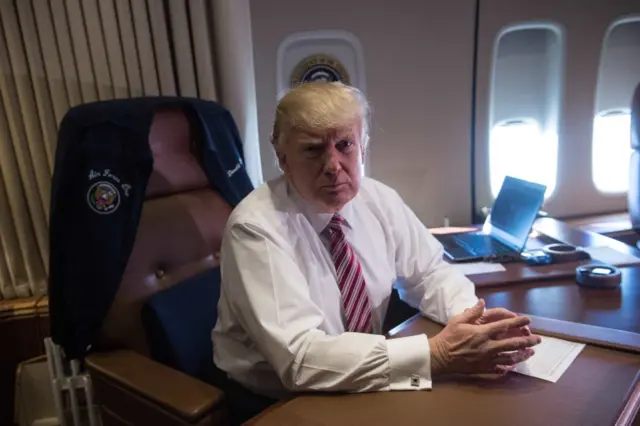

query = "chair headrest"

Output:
[[146, 108, 209, 199]]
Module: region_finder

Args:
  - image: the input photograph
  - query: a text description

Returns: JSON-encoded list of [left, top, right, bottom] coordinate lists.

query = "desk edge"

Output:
[[617, 374, 640, 426], [526, 315, 640, 354], [386, 313, 423, 337]]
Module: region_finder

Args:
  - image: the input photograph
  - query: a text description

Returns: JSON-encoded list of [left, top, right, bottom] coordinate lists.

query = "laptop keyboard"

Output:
[[450, 234, 514, 257]]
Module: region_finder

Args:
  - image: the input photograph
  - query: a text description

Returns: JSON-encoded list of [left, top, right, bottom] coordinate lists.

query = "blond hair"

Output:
[[271, 82, 371, 150]]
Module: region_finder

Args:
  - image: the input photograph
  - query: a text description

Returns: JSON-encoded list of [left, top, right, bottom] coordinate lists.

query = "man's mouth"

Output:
[[322, 182, 347, 189]]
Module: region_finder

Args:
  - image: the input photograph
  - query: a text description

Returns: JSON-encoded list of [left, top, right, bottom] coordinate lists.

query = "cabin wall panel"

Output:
[[250, 0, 477, 227], [474, 0, 640, 219]]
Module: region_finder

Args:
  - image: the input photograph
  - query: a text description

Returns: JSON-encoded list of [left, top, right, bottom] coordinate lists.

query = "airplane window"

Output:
[[489, 119, 557, 198], [592, 111, 632, 193], [486, 25, 562, 201], [592, 18, 640, 195]]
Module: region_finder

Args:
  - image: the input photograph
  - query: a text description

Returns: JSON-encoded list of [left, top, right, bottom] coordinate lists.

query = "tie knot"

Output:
[[327, 214, 344, 234]]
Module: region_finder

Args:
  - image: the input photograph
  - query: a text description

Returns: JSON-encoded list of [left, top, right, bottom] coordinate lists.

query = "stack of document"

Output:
[[452, 262, 506, 276]]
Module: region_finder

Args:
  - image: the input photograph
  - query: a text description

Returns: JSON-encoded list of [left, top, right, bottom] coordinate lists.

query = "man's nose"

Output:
[[322, 149, 341, 174]]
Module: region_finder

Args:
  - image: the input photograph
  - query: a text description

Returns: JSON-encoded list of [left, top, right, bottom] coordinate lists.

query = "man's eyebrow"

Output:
[[298, 137, 324, 146], [335, 131, 356, 140]]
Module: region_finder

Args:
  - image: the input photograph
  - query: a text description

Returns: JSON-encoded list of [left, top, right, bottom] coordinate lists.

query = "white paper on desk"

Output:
[[583, 246, 640, 267], [452, 262, 506, 276], [512, 336, 585, 383]]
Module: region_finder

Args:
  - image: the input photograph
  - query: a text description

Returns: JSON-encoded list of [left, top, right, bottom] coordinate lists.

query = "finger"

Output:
[[492, 348, 535, 366], [493, 326, 531, 340], [478, 307, 517, 324], [487, 335, 542, 354], [483, 316, 531, 338], [494, 364, 517, 375], [484, 362, 518, 375], [454, 299, 485, 324]]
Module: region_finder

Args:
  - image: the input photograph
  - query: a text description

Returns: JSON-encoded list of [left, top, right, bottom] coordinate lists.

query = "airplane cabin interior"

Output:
[[1, 0, 640, 425]]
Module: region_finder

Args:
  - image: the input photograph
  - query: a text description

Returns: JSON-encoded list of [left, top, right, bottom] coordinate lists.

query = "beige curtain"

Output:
[[0, 0, 219, 300]]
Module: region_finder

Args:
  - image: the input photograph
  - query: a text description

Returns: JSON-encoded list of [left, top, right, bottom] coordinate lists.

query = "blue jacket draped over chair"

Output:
[[48, 97, 254, 359]]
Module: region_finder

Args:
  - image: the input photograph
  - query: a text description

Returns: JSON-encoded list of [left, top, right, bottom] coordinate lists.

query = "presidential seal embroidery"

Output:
[[87, 181, 120, 214], [290, 54, 350, 87]]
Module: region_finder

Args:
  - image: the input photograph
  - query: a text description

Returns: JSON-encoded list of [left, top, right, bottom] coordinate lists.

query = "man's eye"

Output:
[[305, 146, 323, 156], [337, 140, 354, 151]]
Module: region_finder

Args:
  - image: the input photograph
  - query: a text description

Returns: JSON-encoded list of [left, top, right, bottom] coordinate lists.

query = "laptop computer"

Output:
[[436, 176, 547, 263]]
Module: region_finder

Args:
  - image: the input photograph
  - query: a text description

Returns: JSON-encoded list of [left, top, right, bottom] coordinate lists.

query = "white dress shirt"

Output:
[[212, 176, 478, 398]]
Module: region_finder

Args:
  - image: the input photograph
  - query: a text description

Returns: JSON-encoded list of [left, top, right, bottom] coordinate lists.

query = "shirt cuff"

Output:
[[385, 335, 432, 391]]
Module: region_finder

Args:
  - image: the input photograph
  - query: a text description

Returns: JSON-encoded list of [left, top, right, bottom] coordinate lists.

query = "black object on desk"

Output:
[[542, 243, 591, 263], [576, 264, 622, 289]]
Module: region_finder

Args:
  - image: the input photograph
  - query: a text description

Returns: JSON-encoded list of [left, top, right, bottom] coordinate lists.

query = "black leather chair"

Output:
[[49, 101, 244, 426], [628, 82, 640, 245], [84, 107, 234, 426]]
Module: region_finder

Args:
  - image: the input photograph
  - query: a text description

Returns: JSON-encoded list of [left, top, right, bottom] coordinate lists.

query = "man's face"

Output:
[[278, 121, 364, 213]]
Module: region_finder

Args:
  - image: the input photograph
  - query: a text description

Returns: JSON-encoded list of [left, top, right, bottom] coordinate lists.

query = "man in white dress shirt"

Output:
[[212, 82, 541, 424]]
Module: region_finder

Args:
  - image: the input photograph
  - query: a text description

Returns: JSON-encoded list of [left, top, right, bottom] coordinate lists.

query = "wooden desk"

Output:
[[448, 218, 640, 288], [434, 217, 640, 258], [462, 218, 640, 334], [533, 217, 640, 257], [479, 267, 640, 334], [247, 316, 640, 426], [564, 212, 638, 246], [386, 217, 640, 335]]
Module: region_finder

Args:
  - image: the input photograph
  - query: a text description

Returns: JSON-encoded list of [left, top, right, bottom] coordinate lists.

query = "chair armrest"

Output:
[[86, 350, 225, 424]]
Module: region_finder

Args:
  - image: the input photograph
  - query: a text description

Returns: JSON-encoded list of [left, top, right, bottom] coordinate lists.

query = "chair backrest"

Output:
[[97, 108, 232, 356], [629, 82, 640, 231]]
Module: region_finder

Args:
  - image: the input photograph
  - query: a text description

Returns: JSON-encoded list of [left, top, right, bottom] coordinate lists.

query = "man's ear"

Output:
[[276, 149, 288, 174]]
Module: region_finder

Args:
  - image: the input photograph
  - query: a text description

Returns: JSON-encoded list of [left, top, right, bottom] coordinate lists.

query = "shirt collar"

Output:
[[287, 181, 355, 234]]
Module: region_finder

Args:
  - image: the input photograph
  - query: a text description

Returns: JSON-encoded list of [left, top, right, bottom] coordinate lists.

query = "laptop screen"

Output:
[[488, 176, 547, 250]]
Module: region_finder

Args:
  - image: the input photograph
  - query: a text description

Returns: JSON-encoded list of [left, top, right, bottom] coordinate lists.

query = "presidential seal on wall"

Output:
[[290, 54, 351, 87]]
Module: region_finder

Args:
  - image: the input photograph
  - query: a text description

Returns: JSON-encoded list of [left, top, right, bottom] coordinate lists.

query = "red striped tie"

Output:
[[325, 214, 373, 333]]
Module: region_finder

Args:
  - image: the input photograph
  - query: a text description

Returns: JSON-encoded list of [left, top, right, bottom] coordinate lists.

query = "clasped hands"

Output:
[[428, 299, 542, 376]]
